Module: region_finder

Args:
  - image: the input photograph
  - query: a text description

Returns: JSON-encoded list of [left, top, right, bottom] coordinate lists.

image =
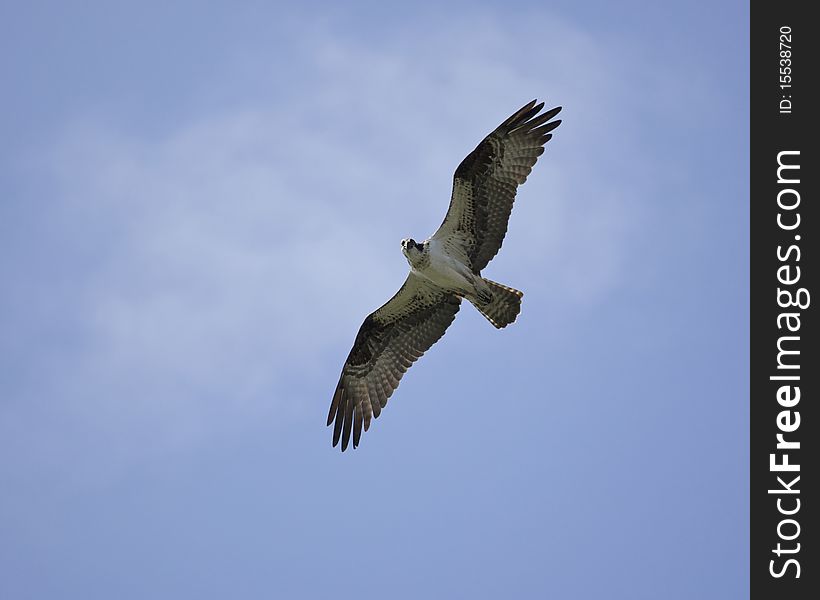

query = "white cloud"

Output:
[[6, 9, 708, 466]]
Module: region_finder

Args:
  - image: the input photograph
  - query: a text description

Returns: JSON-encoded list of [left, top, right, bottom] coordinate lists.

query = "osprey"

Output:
[[328, 100, 562, 451]]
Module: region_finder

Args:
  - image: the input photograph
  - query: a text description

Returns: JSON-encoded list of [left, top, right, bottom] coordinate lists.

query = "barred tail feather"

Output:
[[471, 279, 523, 328]]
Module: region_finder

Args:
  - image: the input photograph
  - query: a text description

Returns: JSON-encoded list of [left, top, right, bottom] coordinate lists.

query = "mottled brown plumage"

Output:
[[327, 275, 461, 451], [329, 100, 562, 451], [436, 100, 562, 272]]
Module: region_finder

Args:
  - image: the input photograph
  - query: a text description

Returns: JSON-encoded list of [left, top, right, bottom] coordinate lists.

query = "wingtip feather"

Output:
[[327, 384, 342, 426], [332, 386, 346, 447], [353, 404, 363, 449], [340, 385, 354, 451]]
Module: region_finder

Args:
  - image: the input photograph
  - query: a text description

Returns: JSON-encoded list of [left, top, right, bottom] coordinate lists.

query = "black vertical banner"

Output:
[[751, 2, 816, 598]]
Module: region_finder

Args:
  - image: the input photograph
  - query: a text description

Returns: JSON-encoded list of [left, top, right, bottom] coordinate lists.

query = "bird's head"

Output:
[[401, 238, 425, 263]]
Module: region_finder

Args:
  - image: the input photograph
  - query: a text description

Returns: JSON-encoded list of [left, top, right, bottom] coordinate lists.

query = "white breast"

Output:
[[416, 239, 474, 293]]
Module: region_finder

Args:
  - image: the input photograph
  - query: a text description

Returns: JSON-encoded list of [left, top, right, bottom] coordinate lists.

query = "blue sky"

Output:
[[1, 1, 748, 598]]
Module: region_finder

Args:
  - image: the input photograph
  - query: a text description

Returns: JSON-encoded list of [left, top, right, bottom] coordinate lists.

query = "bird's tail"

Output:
[[470, 279, 523, 329]]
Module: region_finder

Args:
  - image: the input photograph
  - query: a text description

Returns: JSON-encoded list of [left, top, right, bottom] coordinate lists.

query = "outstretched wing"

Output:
[[432, 100, 562, 272], [327, 273, 462, 451]]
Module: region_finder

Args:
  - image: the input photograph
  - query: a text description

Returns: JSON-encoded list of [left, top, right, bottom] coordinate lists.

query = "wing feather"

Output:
[[328, 273, 461, 450], [432, 100, 562, 272]]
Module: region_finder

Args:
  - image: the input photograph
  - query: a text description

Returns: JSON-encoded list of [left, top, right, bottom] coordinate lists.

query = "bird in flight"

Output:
[[327, 100, 562, 451]]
